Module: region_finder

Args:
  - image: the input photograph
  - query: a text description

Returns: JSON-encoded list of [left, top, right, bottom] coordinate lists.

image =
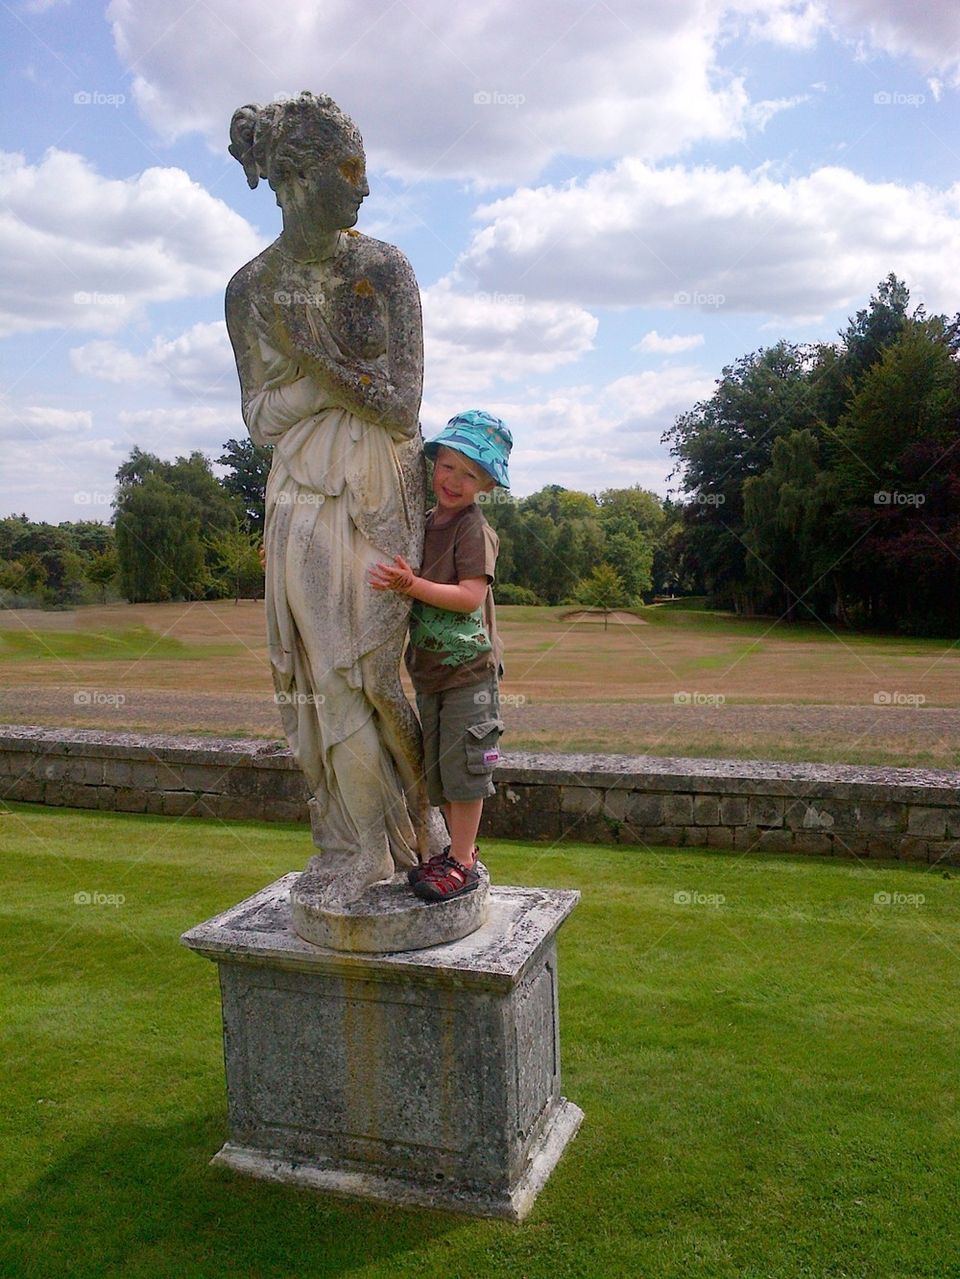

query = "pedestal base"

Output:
[[182, 875, 582, 1221], [290, 864, 490, 953]]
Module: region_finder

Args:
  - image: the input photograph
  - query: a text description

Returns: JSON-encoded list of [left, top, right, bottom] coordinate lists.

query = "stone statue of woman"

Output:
[[225, 92, 438, 909]]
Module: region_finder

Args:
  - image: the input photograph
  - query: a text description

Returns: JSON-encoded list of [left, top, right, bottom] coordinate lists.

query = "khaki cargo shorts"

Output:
[[416, 674, 504, 806]]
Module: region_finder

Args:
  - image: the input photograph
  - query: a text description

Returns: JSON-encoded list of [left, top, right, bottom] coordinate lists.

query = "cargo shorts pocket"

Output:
[[465, 718, 504, 774]]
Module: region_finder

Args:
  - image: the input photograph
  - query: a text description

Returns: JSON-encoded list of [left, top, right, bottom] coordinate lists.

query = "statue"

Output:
[[224, 92, 439, 910]]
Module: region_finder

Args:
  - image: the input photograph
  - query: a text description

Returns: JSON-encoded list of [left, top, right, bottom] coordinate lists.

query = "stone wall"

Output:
[[2, 726, 957, 865]]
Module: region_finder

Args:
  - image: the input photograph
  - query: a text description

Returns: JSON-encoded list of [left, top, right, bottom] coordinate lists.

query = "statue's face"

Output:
[[290, 138, 369, 231]]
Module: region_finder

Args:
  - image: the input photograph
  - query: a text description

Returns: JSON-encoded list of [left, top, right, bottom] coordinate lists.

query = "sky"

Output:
[[3, 0, 960, 523]]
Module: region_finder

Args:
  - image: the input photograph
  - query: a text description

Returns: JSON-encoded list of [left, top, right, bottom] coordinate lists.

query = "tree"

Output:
[[575, 562, 630, 628], [113, 449, 237, 601], [218, 437, 272, 533], [114, 475, 209, 602], [206, 520, 265, 602], [84, 549, 118, 604]]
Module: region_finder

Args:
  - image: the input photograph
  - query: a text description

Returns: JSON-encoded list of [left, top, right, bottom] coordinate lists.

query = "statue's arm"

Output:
[[274, 246, 423, 441]]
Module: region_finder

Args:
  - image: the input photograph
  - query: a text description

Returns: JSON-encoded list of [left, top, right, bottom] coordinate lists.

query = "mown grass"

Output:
[[2, 803, 958, 1278], [0, 626, 240, 663]]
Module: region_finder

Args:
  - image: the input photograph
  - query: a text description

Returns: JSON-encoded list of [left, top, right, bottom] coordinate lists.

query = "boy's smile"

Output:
[[431, 446, 493, 518]]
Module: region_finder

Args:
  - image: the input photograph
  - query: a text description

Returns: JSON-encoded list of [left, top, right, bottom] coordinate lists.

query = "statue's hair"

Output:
[[228, 91, 363, 195]]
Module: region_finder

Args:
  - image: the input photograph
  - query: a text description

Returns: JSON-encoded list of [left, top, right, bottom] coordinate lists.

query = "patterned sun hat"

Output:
[[423, 410, 512, 489]]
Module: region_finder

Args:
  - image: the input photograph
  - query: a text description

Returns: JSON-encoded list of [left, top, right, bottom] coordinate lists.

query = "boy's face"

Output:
[[431, 446, 494, 516]]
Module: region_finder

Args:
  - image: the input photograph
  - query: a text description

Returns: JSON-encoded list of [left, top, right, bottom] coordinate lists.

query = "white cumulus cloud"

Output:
[[0, 149, 263, 336]]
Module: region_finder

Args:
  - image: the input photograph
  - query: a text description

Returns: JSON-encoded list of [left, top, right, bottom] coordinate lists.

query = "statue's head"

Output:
[[229, 92, 367, 230]]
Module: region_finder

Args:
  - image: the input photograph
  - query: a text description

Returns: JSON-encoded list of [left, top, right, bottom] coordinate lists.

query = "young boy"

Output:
[[369, 410, 512, 902]]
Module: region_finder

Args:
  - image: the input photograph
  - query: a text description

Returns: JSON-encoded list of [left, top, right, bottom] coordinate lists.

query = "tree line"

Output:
[[664, 274, 960, 634], [2, 274, 955, 633]]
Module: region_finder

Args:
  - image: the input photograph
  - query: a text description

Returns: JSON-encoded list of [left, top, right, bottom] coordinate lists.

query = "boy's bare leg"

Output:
[[443, 799, 483, 866]]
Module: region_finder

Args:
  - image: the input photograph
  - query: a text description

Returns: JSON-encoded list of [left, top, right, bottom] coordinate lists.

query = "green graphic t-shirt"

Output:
[[404, 503, 501, 694]]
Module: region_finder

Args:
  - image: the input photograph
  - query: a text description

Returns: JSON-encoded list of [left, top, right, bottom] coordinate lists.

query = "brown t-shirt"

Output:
[[405, 503, 502, 694]]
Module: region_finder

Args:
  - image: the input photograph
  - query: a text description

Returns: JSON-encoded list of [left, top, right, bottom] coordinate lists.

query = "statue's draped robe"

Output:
[[244, 324, 419, 869]]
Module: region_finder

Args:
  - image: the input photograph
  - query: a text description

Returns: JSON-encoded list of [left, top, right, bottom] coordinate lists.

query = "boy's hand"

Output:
[[369, 555, 415, 594]]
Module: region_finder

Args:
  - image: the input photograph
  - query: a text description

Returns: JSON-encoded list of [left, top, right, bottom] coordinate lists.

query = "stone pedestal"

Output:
[[181, 875, 582, 1221]]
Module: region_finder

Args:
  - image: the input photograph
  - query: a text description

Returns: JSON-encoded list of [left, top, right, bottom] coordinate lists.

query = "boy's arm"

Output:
[[369, 555, 487, 612]]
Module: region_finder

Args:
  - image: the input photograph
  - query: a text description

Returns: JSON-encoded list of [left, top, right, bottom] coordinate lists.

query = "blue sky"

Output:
[[3, 0, 960, 522]]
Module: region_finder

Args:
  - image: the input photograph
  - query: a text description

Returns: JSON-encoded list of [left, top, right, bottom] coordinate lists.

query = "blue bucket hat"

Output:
[[424, 410, 512, 489]]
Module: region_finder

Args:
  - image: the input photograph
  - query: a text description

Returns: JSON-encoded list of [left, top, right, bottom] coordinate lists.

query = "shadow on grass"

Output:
[[1, 1112, 462, 1278]]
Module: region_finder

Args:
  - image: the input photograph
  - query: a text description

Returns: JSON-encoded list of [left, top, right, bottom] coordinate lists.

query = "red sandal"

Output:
[[412, 851, 480, 902], [408, 845, 480, 887]]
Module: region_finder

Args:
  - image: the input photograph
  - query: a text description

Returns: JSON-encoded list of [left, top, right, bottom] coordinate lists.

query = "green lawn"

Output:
[[2, 803, 959, 1278]]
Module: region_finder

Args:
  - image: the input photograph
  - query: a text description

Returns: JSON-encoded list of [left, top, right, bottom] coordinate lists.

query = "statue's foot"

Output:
[[302, 845, 394, 911]]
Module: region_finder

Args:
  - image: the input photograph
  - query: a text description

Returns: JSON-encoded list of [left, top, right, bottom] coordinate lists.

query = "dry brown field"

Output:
[[1, 600, 957, 768]]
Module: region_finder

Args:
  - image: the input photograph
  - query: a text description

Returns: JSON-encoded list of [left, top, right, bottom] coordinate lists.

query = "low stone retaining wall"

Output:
[[2, 726, 958, 865]]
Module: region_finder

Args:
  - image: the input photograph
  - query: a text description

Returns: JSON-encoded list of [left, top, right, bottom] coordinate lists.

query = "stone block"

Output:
[[866, 835, 902, 860], [115, 787, 148, 813], [857, 802, 907, 833], [602, 789, 629, 821], [181, 877, 583, 1221], [929, 841, 960, 868], [907, 807, 947, 839], [60, 782, 99, 810], [792, 831, 833, 856], [720, 796, 750, 826], [1, 776, 44, 802], [899, 837, 930, 863], [41, 782, 65, 806], [946, 811, 960, 839], [733, 826, 762, 851], [706, 827, 735, 849], [832, 832, 872, 859], [683, 827, 712, 850], [161, 791, 200, 817], [625, 793, 664, 826], [627, 824, 684, 847], [179, 764, 225, 793], [662, 794, 693, 825], [96, 786, 117, 810], [755, 829, 795, 853], [560, 786, 603, 814], [692, 795, 720, 825], [749, 796, 784, 828]]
